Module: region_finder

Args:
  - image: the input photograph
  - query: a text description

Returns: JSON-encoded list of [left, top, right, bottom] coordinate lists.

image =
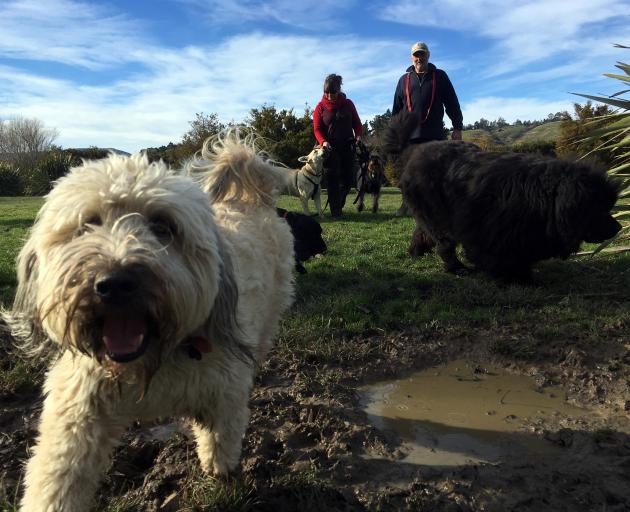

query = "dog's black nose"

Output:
[[94, 271, 139, 302]]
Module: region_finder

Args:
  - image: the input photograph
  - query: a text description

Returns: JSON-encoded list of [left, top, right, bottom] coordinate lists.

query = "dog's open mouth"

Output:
[[102, 313, 150, 363]]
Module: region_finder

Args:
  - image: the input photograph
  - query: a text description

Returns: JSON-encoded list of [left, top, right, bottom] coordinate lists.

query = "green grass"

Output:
[[462, 121, 563, 147], [2, 190, 630, 361], [276, 189, 630, 358], [517, 121, 562, 143], [0, 197, 42, 305]]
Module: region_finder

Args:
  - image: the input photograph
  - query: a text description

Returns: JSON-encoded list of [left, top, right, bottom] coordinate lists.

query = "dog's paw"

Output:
[[211, 459, 231, 476], [210, 451, 240, 477], [408, 244, 432, 257], [198, 452, 235, 476]]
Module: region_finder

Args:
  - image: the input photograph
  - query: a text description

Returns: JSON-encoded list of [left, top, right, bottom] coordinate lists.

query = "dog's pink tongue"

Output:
[[102, 314, 147, 355]]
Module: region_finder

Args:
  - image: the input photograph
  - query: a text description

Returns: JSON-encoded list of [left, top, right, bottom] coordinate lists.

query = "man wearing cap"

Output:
[[392, 42, 463, 215]]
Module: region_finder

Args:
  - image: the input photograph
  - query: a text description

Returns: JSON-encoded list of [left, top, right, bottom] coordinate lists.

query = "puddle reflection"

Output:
[[360, 359, 589, 466]]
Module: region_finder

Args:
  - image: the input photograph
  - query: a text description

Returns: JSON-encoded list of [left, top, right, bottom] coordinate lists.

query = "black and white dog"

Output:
[[277, 208, 327, 274]]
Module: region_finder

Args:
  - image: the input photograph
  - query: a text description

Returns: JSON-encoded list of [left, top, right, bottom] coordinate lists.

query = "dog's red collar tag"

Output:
[[187, 336, 212, 360]]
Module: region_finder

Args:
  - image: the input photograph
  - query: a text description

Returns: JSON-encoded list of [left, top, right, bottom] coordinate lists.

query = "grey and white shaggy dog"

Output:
[[384, 112, 621, 282], [3, 130, 295, 511]]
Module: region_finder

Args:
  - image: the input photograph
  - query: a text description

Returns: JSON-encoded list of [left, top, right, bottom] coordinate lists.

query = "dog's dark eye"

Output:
[[85, 214, 102, 226], [149, 216, 177, 242], [75, 214, 102, 237]]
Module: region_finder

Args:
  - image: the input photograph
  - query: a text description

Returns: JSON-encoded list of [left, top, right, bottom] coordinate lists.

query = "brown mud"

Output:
[[1, 326, 629, 511]]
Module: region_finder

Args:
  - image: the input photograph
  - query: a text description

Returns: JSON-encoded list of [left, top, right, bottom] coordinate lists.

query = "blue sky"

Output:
[[1, 0, 628, 153]]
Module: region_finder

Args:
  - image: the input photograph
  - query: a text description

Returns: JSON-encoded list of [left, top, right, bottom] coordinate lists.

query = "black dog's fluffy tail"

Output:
[[382, 112, 421, 156]]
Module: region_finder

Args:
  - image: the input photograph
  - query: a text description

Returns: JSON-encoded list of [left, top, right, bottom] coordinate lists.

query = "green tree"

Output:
[[247, 105, 315, 167], [180, 112, 225, 156], [145, 112, 225, 167]]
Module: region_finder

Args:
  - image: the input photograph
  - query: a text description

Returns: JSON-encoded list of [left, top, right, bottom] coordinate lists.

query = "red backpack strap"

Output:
[[405, 72, 412, 112], [422, 72, 437, 123], [405, 72, 438, 121]]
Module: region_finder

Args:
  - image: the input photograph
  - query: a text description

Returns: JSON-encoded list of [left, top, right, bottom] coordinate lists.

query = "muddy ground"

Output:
[[1, 325, 629, 511]]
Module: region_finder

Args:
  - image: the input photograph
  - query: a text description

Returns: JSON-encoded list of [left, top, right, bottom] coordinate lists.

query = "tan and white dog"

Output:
[[3, 130, 294, 512], [280, 145, 329, 217]]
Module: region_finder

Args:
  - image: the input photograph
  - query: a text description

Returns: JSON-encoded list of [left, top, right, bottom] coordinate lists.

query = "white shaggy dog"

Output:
[[279, 145, 329, 217], [3, 130, 294, 512]]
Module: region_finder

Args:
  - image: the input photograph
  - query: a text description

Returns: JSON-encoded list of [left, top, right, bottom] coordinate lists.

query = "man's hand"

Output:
[[452, 129, 462, 141]]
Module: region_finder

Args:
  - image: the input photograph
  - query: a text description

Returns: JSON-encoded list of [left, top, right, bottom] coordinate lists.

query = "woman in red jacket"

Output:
[[313, 74, 363, 219]]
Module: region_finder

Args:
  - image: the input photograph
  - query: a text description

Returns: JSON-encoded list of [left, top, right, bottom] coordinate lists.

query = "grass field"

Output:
[[1, 189, 629, 366], [462, 121, 563, 147], [0, 197, 41, 305]]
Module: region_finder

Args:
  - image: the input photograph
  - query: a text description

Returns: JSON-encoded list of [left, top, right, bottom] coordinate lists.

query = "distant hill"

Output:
[[515, 121, 562, 143], [462, 121, 562, 147], [69, 147, 131, 156]]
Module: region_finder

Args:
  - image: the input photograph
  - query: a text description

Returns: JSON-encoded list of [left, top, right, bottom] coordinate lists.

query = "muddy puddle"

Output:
[[360, 359, 592, 466]]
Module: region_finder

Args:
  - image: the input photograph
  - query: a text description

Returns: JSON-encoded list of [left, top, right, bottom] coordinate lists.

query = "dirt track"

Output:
[[2, 326, 629, 511]]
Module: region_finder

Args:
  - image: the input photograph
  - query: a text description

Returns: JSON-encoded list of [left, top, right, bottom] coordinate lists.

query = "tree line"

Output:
[[0, 101, 618, 196]]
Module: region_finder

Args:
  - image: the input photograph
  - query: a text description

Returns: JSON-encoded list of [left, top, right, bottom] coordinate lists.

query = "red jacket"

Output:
[[313, 93, 363, 146]]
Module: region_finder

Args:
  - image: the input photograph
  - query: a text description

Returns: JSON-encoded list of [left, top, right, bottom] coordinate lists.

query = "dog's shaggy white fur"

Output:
[[4, 130, 294, 512], [279, 145, 329, 217]]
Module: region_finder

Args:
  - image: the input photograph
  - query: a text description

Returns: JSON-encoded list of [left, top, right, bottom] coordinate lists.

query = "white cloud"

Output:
[[0, 0, 149, 69], [0, 29, 406, 152], [377, 0, 628, 75], [177, 0, 359, 29]]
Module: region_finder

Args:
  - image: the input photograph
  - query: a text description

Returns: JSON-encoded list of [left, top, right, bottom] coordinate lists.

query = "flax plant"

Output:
[[574, 45, 630, 255]]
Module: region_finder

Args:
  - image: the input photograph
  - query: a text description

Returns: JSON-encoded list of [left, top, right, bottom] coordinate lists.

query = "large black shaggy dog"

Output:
[[384, 112, 621, 282]]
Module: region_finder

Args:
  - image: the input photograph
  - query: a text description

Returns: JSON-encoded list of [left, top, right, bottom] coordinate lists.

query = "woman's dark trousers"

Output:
[[326, 142, 355, 217]]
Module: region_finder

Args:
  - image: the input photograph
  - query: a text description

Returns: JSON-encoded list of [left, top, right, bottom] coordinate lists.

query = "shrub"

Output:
[[66, 147, 110, 167], [21, 166, 51, 196], [0, 162, 23, 196], [36, 150, 72, 183], [572, 46, 630, 256], [556, 102, 614, 164], [383, 159, 401, 187], [511, 141, 557, 156]]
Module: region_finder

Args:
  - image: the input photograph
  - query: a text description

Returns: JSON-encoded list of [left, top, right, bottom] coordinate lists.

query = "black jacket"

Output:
[[392, 63, 463, 141]]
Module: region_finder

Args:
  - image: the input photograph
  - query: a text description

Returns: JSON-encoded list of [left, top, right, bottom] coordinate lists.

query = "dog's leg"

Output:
[[192, 384, 250, 475], [372, 192, 380, 214], [409, 223, 436, 257], [314, 190, 323, 218], [357, 191, 365, 212], [300, 195, 311, 216], [21, 358, 127, 512], [395, 197, 409, 217], [436, 238, 469, 275]]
